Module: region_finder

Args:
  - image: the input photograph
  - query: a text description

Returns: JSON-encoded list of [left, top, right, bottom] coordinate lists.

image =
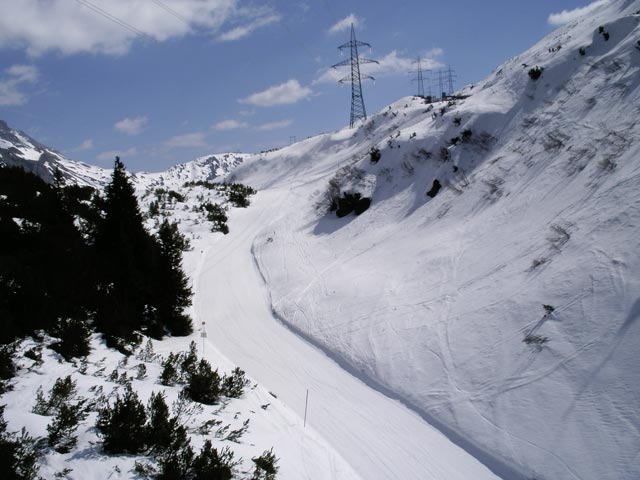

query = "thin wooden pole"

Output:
[[303, 389, 309, 428]]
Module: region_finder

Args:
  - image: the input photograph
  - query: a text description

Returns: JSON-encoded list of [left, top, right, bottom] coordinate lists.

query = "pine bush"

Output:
[[96, 383, 147, 454]]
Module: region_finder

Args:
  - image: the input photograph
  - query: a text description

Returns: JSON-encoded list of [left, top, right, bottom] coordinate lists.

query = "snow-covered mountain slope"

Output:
[[2, 334, 361, 480], [0, 120, 111, 187], [0, 120, 250, 190], [138, 153, 253, 191], [4, 2, 640, 478], [201, 2, 640, 479]]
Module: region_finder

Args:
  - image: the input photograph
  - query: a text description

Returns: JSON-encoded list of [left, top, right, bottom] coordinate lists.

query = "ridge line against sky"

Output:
[[0, 0, 610, 172]]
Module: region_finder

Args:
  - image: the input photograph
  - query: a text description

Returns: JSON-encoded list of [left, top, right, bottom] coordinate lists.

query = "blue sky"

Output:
[[0, 0, 607, 172]]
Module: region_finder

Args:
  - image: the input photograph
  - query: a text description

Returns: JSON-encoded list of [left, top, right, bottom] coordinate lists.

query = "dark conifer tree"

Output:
[[96, 383, 147, 454], [154, 220, 193, 336], [0, 166, 93, 346], [94, 157, 159, 347]]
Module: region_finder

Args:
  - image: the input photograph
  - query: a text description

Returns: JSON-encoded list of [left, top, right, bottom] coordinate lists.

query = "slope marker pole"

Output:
[[304, 389, 309, 428], [200, 321, 207, 357]]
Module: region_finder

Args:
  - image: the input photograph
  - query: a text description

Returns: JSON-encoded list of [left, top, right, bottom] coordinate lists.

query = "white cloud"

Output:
[[6, 64, 39, 82], [212, 119, 249, 130], [0, 64, 39, 106], [0, 1, 277, 57], [315, 48, 444, 84], [114, 116, 148, 136], [364, 49, 444, 77], [96, 147, 137, 162], [328, 14, 361, 35], [217, 13, 280, 42], [548, 0, 609, 26], [257, 119, 292, 131], [240, 79, 312, 107], [72, 138, 94, 152], [165, 131, 208, 148]]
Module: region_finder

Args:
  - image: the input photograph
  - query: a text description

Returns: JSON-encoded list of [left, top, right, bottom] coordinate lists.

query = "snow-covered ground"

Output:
[[3, 1, 640, 478], [211, 2, 640, 479]]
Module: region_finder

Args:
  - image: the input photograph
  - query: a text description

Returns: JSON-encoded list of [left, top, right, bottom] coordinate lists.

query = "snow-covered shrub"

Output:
[[149, 200, 160, 217], [252, 448, 279, 480], [23, 346, 42, 365], [96, 383, 147, 454], [530, 258, 547, 270], [453, 117, 462, 126], [0, 343, 17, 393], [483, 177, 505, 201], [192, 441, 238, 480], [227, 183, 257, 208], [523, 334, 549, 346], [331, 192, 371, 218], [49, 316, 92, 360], [598, 157, 617, 171], [369, 146, 381, 164], [221, 367, 249, 399], [412, 148, 432, 162], [160, 341, 199, 386], [184, 359, 221, 405], [46, 402, 88, 453], [598, 26, 610, 41], [426, 179, 442, 198], [317, 164, 366, 214], [136, 338, 158, 363], [32, 376, 78, 416], [528, 66, 544, 80], [0, 406, 44, 480], [201, 202, 229, 234], [548, 224, 571, 250]]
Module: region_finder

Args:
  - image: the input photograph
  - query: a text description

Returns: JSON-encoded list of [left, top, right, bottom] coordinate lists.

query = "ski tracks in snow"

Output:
[[192, 188, 502, 480]]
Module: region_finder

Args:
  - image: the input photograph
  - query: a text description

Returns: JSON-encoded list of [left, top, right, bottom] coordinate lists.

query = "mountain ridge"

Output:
[[2, 1, 640, 478]]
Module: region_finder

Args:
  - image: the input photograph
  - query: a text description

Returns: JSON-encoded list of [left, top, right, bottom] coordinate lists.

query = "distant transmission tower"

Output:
[[437, 70, 445, 100], [410, 56, 430, 97], [332, 24, 379, 128], [445, 66, 457, 97]]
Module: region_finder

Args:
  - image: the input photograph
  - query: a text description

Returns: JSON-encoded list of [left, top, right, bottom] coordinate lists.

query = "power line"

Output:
[[74, 0, 147, 38], [332, 23, 378, 128], [149, 0, 191, 26]]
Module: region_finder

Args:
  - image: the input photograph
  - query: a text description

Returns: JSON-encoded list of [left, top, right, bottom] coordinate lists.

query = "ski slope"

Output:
[[201, 2, 640, 479], [192, 187, 503, 480]]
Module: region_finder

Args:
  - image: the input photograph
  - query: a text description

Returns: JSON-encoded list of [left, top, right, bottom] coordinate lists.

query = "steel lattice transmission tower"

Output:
[[410, 56, 431, 98], [332, 23, 378, 128]]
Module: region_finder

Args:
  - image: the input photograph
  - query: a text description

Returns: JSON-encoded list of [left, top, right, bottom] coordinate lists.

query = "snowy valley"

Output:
[[2, 1, 640, 479]]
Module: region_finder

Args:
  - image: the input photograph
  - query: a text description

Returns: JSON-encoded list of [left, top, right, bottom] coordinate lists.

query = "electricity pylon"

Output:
[[332, 23, 378, 128], [445, 66, 457, 97], [410, 56, 430, 97]]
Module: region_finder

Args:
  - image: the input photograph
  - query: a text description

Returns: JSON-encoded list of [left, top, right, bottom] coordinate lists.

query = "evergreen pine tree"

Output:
[[192, 441, 235, 479], [154, 220, 193, 336], [146, 392, 174, 454], [94, 157, 159, 347], [96, 383, 147, 454], [184, 359, 221, 405]]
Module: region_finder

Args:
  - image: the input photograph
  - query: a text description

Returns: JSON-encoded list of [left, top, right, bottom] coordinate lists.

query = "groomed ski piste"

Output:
[[2, 0, 640, 478], [191, 2, 640, 478]]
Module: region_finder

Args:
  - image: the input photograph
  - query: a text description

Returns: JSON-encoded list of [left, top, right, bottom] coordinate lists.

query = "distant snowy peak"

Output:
[[0, 119, 250, 190], [140, 152, 252, 190], [0, 120, 110, 187]]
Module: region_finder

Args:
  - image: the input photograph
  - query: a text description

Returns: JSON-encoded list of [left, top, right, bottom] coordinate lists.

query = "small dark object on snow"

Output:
[[426, 179, 442, 198], [543, 304, 555, 314]]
